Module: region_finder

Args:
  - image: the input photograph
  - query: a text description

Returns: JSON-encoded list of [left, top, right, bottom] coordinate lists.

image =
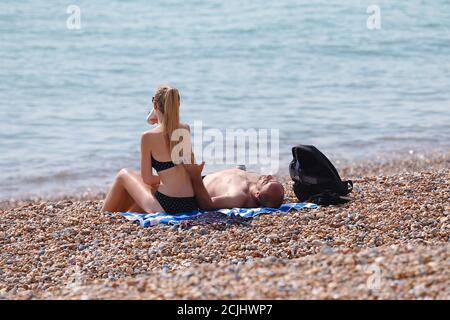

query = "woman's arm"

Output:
[[140, 132, 160, 187]]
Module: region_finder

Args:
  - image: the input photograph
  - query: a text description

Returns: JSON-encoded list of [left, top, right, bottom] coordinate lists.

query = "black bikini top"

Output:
[[151, 155, 176, 172]]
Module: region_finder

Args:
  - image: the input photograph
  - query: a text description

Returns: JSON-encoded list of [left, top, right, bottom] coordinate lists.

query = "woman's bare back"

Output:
[[145, 124, 194, 197]]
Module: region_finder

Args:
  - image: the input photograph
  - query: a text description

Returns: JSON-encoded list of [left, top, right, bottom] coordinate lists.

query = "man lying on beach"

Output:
[[182, 164, 285, 210]]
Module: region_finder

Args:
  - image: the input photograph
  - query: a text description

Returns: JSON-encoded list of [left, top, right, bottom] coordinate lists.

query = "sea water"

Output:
[[1, 0, 449, 199]]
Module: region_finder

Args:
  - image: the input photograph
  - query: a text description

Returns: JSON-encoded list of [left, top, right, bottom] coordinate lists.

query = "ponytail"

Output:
[[162, 87, 180, 152]]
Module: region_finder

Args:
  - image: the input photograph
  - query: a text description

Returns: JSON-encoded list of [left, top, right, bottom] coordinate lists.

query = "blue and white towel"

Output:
[[120, 202, 317, 227]]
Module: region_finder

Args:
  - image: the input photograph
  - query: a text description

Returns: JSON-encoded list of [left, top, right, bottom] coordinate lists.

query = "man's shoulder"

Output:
[[228, 189, 247, 199], [221, 168, 248, 176], [218, 191, 247, 208], [226, 183, 250, 207]]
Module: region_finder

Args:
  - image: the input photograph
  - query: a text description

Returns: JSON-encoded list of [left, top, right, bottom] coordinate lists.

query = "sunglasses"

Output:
[[148, 96, 157, 114], [150, 94, 180, 111]]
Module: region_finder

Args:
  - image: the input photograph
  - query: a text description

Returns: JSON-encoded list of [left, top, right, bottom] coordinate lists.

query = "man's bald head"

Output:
[[255, 175, 285, 208]]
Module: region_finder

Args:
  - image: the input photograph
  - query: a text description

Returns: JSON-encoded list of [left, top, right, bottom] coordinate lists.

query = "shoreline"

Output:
[[1, 149, 448, 209], [0, 152, 449, 299]]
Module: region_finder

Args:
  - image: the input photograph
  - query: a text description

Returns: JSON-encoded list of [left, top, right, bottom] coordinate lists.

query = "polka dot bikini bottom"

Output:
[[154, 191, 199, 214]]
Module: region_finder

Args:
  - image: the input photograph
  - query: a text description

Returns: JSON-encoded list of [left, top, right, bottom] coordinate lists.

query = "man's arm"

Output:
[[190, 174, 246, 209], [183, 162, 247, 210], [182, 161, 215, 210], [190, 172, 215, 210]]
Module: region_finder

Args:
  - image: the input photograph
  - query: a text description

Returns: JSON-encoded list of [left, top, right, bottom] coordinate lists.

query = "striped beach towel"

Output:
[[120, 202, 317, 227]]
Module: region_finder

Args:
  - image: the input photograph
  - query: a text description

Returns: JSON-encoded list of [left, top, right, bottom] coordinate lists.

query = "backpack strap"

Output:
[[310, 191, 350, 205], [344, 180, 353, 193]]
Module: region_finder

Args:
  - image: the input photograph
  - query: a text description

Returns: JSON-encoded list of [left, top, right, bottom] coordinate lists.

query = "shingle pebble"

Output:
[[0, 153, 449, 299]]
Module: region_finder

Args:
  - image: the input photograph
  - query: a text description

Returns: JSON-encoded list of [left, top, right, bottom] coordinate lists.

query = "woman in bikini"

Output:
[[101, 85, 198, 214]]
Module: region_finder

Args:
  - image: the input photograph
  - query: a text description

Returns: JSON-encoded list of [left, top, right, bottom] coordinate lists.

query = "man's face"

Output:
[[256, 175, 284, 208], [256, 175, 275, 189]]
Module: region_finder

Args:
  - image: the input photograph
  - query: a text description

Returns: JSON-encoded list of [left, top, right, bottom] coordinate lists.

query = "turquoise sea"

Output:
[[1, 0, 449, 199]]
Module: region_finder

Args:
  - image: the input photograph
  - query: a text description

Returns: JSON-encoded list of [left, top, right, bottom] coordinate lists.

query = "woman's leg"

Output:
[[102, 168, 163, 214], [101, 170, 135, 212], [123, 172, 146, 213], [126, 202, 146, 213]]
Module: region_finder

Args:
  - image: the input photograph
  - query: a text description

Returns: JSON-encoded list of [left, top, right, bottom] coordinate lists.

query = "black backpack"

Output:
[[289, 145, 353, 205]]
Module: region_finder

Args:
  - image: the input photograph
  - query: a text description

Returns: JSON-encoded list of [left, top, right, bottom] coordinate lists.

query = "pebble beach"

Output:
[[0, 152, 449, 300]]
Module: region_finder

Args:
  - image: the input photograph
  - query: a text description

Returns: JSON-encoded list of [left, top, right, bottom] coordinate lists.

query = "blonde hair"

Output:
[[153, 85, 181, 152]]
